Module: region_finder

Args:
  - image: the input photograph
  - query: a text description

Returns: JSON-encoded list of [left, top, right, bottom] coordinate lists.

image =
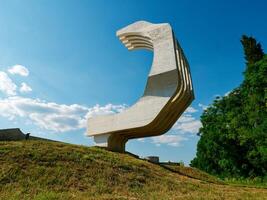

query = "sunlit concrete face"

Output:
[[86, 21, 194, 152]]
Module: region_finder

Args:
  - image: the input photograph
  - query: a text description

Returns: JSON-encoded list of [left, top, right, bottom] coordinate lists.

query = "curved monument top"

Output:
[[116, 21, 170, 36]]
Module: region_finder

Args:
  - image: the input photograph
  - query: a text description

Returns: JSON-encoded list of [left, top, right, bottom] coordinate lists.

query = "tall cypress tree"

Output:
[[241, 35, 264, 65]]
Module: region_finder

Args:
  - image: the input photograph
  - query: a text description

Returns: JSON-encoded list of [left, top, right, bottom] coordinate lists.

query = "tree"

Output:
[[241, 35, 264, 65], [191, 36, 267, 178]]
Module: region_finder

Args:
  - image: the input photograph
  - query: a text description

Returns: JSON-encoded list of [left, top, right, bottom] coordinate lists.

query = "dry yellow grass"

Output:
[[0, 140, 266, 200]]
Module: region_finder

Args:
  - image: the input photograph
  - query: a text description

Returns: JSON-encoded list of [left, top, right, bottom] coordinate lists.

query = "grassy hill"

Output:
[[0, 141, 266, 200]]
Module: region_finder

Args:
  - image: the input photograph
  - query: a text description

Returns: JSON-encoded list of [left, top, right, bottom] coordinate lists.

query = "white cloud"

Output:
[[177, 114, 195, 123], [0, 71, 17, 96], [224, 90, 231, 96], [198, 103, 208, 110], [8, 65, 29, 76], [184, 106, 198, 113], [151, 135, 187, 147], [19, 82, 32, 93], [171, 107, 202, 134], [173, 118, 202, 134], [0, 96, 126, 132]]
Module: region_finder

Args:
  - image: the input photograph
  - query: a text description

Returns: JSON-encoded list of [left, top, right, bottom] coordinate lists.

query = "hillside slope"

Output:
[[0, 141, 266, 200]]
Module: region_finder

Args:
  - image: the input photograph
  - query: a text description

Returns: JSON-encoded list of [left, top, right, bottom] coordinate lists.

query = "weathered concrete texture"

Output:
[[87, 21, 194, 152]]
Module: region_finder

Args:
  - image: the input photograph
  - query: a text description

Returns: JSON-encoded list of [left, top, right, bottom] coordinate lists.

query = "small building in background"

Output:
[[144, 156, 159, 164], [0, 128, 55, 142], [0, 128, 26, 141]]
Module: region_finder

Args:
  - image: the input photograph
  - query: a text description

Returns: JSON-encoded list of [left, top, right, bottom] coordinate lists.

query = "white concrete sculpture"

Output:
[[87, 21, 194, 152]]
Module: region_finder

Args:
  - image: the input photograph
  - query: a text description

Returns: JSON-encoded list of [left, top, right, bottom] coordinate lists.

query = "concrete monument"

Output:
[[87, 21, 194, 152]]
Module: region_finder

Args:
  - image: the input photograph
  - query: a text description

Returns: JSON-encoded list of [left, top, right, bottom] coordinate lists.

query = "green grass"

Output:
[[223, 177, 267, 188], [0, 140, 266, 200]]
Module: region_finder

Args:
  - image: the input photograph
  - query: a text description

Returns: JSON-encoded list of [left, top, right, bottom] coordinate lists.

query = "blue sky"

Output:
[[0, 0, 266, 164]]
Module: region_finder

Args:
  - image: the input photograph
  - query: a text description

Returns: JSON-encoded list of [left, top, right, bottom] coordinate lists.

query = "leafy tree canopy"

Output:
[[191, 36, 267, 178]]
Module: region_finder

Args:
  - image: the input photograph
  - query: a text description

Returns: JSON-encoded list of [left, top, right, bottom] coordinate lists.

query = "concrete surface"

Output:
[[87, 21, 194, 152]]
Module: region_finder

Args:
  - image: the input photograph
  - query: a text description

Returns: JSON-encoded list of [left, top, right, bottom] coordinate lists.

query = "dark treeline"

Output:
[[191, 36, 267, 178]]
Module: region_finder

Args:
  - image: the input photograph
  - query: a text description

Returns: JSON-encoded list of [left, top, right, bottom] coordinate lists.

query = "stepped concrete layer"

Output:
[[87, 21, 194, 152]]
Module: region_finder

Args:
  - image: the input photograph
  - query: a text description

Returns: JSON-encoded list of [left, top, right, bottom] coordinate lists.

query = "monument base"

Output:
[[93, 134, 128, 152]]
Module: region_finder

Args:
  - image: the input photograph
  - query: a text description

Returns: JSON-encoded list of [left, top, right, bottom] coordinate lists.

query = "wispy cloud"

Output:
[[0, 71, 17, 96], [8, 65, 29, 76], [151, 134, 188, 147], [172, 106, 202, 134], [172, 118, 202, 134], [19, 82, 32, 93], [198, 103, 208, 110], [137, 138, 146, 142], [185, 106, 198, 113]]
